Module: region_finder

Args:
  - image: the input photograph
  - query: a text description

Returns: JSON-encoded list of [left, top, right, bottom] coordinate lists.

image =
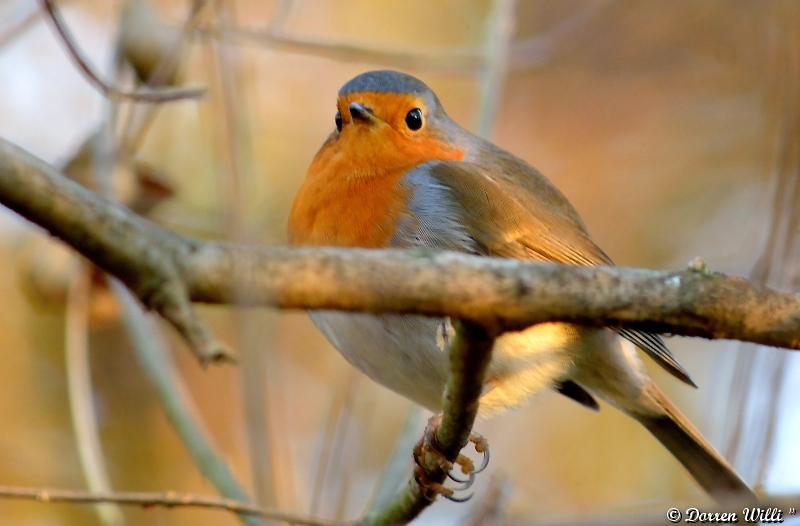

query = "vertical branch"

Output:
[[435, 321, 496, 451], [364, 321, 496, 526], [475, 0, 515, 137], [212, 0, 246, 238], [118, 0, 210, 157], [265, 0, 294, 33], [752, 2, 800, 485], [309, 370, 359, 516], [62, 5, 261, 523], [60, 4, 137, 522], [65, 267, 125, 526], [210, 0, 285, 513], [110, 279, 264, 526], [331, 376, 367, 522], [723, 1, 800, 484], [360, 58, 537, 501]]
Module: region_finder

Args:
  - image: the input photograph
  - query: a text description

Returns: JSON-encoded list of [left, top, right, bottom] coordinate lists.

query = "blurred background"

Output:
[[0, 0, 798, 524]]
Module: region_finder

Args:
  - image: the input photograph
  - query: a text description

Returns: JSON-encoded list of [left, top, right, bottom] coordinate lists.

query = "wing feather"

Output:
[[402, 160, 694, 387]]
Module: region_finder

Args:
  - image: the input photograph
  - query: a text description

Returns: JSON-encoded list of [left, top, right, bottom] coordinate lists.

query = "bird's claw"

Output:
[[470, 433, 490, 474], [412, 415, 491, 502], [413, 468, 474, 502]]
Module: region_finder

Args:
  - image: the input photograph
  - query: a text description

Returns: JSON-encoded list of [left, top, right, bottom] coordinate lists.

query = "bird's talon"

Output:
[[447, 468, 476, 489], [443, 491, 474, 503], [455, 453, 475, 475], [412, 415, 489, 502], [437, 457, 453, 472], [473, 445, 490, 474], [415, 469, 473, 502], [435, 484, 453, 498], [469, 432, 491, 474], [414, 468, 454, 501], [470, 433, 489, 453]]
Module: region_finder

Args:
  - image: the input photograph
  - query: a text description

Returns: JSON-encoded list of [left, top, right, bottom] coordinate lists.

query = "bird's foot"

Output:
[[412, 414, 490, 502]]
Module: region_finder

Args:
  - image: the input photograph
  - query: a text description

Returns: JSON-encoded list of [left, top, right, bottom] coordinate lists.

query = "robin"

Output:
[[288, 70, 754, 502]]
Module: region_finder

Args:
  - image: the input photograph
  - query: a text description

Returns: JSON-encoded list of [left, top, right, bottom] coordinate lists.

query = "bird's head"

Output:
[[312, 70, 465, 179]]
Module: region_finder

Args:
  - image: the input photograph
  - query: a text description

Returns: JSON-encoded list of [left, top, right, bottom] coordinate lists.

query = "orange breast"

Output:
[[288, 97, 465, 248], [288, 167, 410, 248]]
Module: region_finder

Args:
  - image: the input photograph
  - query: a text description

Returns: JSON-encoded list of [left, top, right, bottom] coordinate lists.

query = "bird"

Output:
[[287, 69, 754, 502]]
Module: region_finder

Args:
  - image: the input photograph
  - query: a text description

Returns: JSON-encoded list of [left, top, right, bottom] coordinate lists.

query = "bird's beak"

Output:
[[349, 102, 377, 124]]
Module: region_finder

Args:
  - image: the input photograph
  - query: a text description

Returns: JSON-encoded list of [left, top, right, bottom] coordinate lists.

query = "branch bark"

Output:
[[0, 137, 798, 357], [0, 138, 231, 364], [364, 321, 496, 525]]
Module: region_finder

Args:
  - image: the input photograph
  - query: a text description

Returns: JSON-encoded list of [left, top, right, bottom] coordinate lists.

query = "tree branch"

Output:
[[0, 137, 799, 356], [0, 485, 349, 526], [39, 0, 204, 103], [195, 26, 483, 73], [0, 138, 231, 365], [363, 321, 496, 525], [65, 268, 124, 526], [195, 1, 607, 75], [112, 280, 263, 526]]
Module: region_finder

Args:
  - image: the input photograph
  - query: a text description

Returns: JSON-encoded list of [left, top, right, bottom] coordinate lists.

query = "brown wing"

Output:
[[404, 160, 694, 387]]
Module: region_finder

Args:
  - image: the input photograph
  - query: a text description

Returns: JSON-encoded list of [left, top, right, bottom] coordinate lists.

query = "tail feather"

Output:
[[633, 386, 756, 503]]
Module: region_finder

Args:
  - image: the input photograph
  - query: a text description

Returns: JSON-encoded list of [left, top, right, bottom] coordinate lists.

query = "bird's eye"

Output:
[[405, 108, 423, 131], [335, 110, 343, 132]]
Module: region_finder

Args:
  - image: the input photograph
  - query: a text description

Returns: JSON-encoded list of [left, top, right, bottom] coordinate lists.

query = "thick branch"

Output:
[[1, 137, 799, 352], [188, 246, 800, 349], [0, 139, 229, 364]]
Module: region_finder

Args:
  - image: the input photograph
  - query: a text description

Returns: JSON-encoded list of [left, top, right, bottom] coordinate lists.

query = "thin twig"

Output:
[[475, 0, 515, 137], [506, 0, 612, 70], [723, 6, 800, 481], [310, 371, 358, 516], [65, 267, 125, 526], [266, 0, 294, 33], [0, 485, 350, 526], [751, 6, 800, 486], [78, 6, 257, 520], [118, 0, 211, 157], [326, 373, 361, 519], [0, 2, 48, 48], [210, 0, 284, 512], [110, 279, 262, 526], [196, 2, 609, 75], [39, 0, 204, 103], [196, 26, 483, 73]]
